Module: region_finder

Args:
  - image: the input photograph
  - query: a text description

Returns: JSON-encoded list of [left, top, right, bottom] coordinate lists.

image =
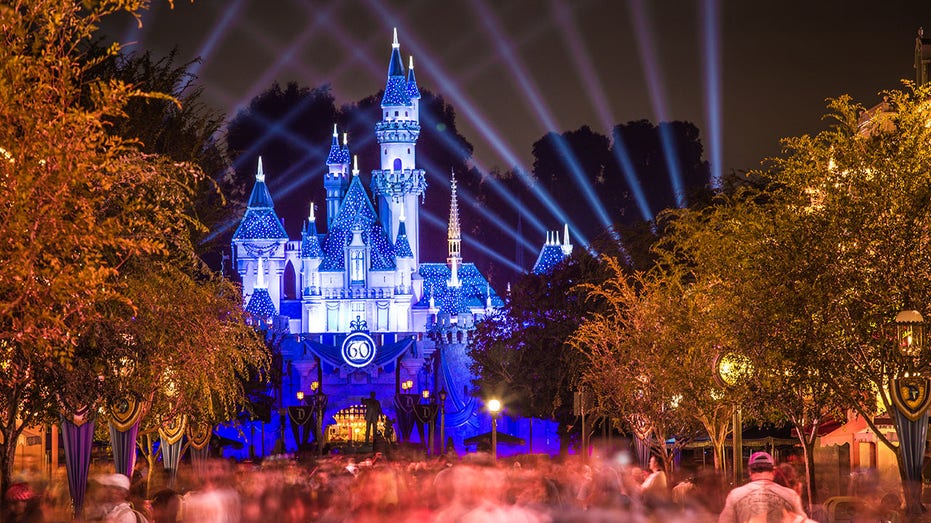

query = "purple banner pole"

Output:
[[108, 420, 139, 478], [61, 415, 95, 518]]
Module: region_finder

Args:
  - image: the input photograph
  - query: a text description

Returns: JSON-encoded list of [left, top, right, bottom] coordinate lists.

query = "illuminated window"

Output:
[[350, 250, 365, 284]]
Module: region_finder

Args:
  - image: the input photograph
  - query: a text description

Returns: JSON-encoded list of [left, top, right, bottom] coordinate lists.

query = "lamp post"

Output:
[[487, 399, 502, 461], [423, 390, 435, 454], [438, 389, 447, 454], [310, 380, 327, 456], [892, 309, 927, 520], [715, 352, 750, 486]]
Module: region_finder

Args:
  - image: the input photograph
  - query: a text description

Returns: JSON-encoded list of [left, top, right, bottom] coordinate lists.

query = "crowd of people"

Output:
[[1, 447, 907, 523]]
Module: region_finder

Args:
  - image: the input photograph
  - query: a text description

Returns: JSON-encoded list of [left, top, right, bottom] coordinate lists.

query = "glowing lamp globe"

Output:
[[895, 309, 924, 358], [487, 399, 502, 415]]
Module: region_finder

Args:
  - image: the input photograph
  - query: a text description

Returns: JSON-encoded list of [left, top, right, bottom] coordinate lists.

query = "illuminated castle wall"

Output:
[[230, 30, 516, 452]]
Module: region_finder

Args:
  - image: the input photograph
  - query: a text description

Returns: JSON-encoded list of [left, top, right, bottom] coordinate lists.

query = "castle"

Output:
[[231, 29, 570, 453]]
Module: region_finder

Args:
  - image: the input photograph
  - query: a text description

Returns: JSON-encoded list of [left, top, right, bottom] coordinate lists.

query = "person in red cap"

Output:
[[3, 482, 45, 523], [718, 452, 807, 523]]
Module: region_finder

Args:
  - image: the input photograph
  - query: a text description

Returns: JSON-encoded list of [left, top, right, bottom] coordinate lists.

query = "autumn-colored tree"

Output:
[[570, 257, 729, 476], [0, 0, 268, 498]]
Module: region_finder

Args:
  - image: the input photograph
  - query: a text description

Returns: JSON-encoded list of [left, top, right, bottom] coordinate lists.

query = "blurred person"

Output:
[[3, 482, 45, 523], [88, 473, 148, 522], [718, 452, 806, 523], [182, 459, 240, 523], [640, 454, 669, 507], [149, 489, 180, 523], [773, 463, 802, 497]]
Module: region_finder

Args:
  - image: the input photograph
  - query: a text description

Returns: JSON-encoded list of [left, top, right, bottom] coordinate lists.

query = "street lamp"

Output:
[[310, 380, 327, 455], [438, 389, 447, 454], [487, 399, 502, 461], [296, 390, 305, 403], [714, 352, 751, 486], [892, 309, 928, 519]]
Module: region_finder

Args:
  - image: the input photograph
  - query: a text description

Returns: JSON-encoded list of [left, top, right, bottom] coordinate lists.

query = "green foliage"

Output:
[[469, 253, 607, 439]]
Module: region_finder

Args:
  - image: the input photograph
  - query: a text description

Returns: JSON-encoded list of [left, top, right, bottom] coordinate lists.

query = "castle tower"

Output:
[[371, 28, 427, 266], [324, 125, 350, 228], [232, 157, 289, 309], [300, 203, 323, 295], [447, 172, 462, 288]]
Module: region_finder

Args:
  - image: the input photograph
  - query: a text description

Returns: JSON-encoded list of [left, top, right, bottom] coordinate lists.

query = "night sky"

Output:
[[102, 0, 931, 264]]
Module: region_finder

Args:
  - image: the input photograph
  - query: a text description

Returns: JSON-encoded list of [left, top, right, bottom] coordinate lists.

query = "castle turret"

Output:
[[407, 55, 421, 118], [301, 203, 324, 295], [245, 257, 277, 324], [446, 172, 462, 288], [371, 28, 427, 267], [325, 125, 350, 228], [233, 157, 288, 309], [394, 205, 414, 294]]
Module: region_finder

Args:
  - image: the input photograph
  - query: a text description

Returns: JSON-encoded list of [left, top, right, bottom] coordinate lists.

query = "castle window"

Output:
[[385, 112, 388, 118], [350, 250, 365, 284], [394, 111, 399, 117], [407, 148, 410, 154], [393, 158, 402, 171], [283, 261, 296, 300], [405, 111, 408, 117]]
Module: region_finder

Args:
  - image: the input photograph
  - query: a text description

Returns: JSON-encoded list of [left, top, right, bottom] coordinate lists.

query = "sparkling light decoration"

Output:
[[418, 263, 504, 313], [233, 158, 288, 241], [406, 55, 421, 101], [301, 204, 324, 259], [326, 125, 342, 165], [531, 229, 572, 275], [320, 176, 396, 272]]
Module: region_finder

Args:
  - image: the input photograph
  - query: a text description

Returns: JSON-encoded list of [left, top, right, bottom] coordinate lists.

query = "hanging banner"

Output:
[[159, 415, 187, 487], [109, 396, 144, 432], [891, 377, 931, 421], [61, 408, 95, 518], [158, 415, 188, 446], [187, 423, 213, 450], [187, 422, 212, 478], [394, 394, 417, 442]]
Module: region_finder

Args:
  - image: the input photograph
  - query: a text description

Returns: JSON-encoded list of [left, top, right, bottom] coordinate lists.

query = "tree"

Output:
[[85, 47, 235, 265], [469, 252, 608, 454], [570, 258, 728, 476], [0, 0, 268, 498]]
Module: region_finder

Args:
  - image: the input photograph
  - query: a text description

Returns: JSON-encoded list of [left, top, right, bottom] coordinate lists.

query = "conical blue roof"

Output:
[[246, 288, 277, 321], [406, 60, 421, 100], [301, 218, 324, 259], [394, 220, 414, 258], [382, 30, 410, 107], [233, 159, 288, 241], [325, 131, 342, 165], [532, 244, 567, 275]]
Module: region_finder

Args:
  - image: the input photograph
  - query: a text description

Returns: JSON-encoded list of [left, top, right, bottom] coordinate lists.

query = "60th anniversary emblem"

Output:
[[341, 331, 377, 368]]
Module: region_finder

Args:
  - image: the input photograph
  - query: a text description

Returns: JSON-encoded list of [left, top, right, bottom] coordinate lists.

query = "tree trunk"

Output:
[[795, 423, 818, 513], [0, 420, 26, 513]]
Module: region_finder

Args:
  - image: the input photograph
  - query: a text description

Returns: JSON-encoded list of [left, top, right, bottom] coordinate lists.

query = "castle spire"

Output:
[[383, 28, 409, 105], [309, 202, 315, 223], [447, 170, 461, 264], [326, 125, 342, 166], [256, 156, 265, 182], [561, 223, 574, 256], [407, 55, 421, 101], [352, 155, 359, 177]]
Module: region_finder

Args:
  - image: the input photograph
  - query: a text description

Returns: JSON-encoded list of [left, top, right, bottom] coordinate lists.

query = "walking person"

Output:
[[718, 452, 807, 523]]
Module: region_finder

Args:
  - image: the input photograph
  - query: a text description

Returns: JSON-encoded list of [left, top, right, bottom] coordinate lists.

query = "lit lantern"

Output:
[[896, 310, 924, 358]]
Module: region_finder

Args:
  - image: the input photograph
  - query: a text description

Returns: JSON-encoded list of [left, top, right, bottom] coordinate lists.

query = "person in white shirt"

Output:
[[718, 452, 806, 523]]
